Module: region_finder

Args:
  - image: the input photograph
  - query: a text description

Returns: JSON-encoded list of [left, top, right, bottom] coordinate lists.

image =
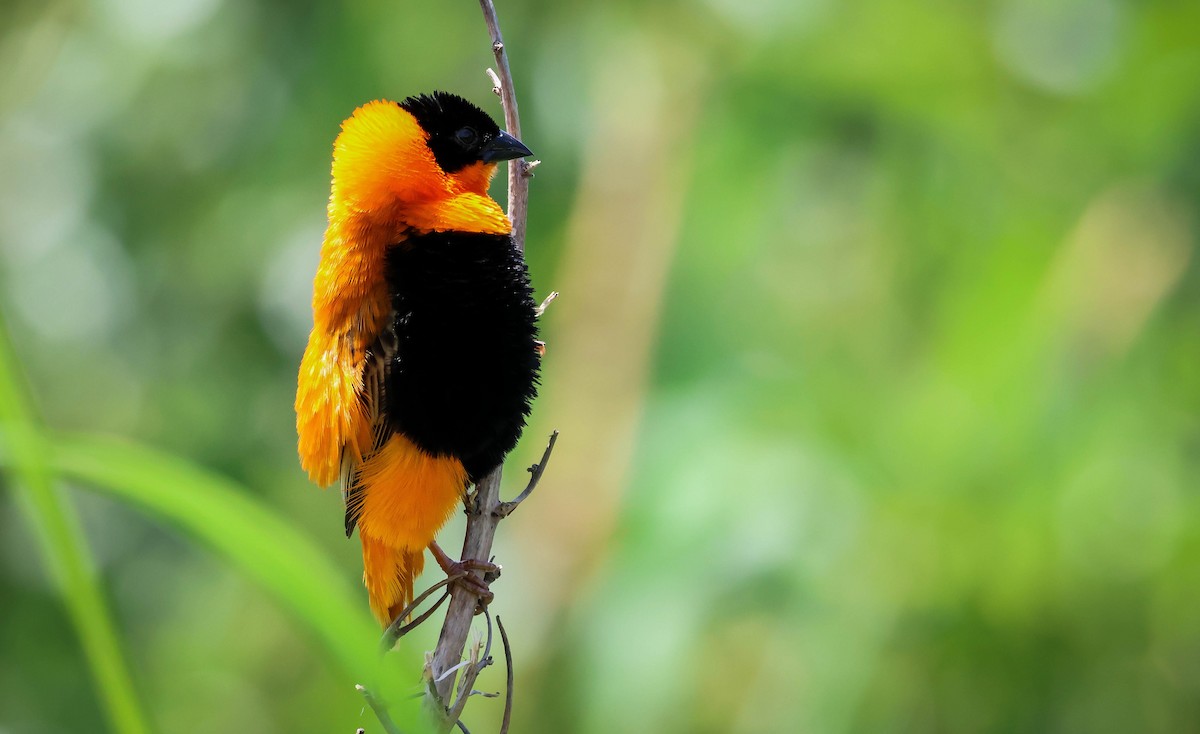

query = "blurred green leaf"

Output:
[[41, 432, 431, 730], [49, 434, 376, 670], [0, 325, 151, 734]]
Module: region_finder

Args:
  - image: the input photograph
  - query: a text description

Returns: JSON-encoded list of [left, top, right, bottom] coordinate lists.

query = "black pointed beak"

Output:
[[480, 130, 533, 163]]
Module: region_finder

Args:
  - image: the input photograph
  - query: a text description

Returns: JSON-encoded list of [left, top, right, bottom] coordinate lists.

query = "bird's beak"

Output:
[[480, 130, 533, 163]]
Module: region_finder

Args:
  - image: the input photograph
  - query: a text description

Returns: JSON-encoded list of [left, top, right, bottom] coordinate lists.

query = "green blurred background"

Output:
[[3, 0, 1200, 732]]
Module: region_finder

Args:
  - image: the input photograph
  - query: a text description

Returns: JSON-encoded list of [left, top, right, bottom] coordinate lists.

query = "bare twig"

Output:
[[478, 0, 529, 250], [381, 574, 463, 650], [357, 685, 404, 734], [387, 589, 454, 648], [434, 659, 472, 686], [497, 616, 514, 734], [427, 1, 533, 723], [535, 291, 559, 318], [423, 4, 561, 732], [446, 608, 496, 724], [496, 431, 559, 518]]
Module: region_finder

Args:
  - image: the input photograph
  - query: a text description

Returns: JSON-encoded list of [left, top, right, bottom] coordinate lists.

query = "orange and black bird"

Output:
[[295, 92, 539, 627]]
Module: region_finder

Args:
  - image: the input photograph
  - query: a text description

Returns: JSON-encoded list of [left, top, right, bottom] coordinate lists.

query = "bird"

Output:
[[295, 92, 540, 627]]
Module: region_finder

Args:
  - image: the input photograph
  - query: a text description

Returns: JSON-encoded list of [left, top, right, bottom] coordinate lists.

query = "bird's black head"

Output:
[[399, 91, 532, 174]]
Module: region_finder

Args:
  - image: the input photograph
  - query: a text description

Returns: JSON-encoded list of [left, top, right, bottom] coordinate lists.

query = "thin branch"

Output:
[[434, 659, 473, 685], [356, 685, 404, 734], [497, 616, 514, 734], [424, 4, 556, 732], [387, 589, 454, 649], [427, 0, 532, 721], [478, 0, 529, 251], [479, 607, 495, 672], [446, 609, 496, 724], [496, 431, 559, 518], [381, 574, 463, 650], [535, 291, 559, 318]]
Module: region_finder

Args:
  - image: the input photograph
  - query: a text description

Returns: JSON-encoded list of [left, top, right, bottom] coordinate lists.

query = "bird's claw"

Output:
[[430, 542, 501, 614]]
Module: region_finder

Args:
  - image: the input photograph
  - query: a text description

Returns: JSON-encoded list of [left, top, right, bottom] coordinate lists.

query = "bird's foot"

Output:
[[429, 540, 501, 613]]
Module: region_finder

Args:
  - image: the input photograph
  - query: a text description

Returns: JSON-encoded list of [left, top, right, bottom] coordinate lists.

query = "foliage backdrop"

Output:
[[2, 0, 1199, 732]]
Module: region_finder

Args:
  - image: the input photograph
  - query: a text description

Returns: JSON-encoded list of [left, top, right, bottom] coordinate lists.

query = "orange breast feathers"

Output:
[[295, 99, 512, 487]]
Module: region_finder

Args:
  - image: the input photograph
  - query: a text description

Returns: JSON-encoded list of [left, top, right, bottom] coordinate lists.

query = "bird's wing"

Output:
[[341, 315, 399, 537]]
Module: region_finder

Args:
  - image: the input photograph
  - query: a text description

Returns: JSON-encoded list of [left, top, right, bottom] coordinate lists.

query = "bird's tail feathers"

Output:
[[361, 533, 425, 628]]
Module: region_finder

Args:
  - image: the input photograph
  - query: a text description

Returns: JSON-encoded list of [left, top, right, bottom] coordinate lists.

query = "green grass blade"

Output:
[[0, 326, 151, 734], [46, 432, 428, 729], [51, 432, 381, 671]]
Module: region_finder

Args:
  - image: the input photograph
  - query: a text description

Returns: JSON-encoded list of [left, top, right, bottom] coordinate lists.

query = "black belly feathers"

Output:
[[379, 230, 540, 483], [343, 230, 539, 536]]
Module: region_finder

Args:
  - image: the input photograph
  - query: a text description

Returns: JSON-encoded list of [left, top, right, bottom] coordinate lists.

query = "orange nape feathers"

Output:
[[353, 435, 468, 625], [295, 99, 513, 487]]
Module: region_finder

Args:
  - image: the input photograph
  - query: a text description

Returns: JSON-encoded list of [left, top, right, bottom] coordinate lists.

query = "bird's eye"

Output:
[[454, 127, 478, 148]]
